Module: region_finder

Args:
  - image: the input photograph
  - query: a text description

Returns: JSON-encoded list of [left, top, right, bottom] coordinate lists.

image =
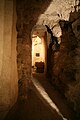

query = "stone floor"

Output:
[[4, 73, 77, 120]]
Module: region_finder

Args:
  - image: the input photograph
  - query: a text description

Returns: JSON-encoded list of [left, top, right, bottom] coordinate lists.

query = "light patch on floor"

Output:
[[32, 76, 67, 120]]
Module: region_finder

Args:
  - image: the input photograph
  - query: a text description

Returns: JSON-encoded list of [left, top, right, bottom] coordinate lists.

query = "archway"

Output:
[[31, 25, 47, 74]]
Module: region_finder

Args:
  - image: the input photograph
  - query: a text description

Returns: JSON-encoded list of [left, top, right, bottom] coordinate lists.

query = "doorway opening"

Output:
[[31, 25, 47, 74]]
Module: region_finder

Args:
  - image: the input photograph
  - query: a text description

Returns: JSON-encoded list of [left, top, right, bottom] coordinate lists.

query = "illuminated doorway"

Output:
[[31, 25, 47, 74]]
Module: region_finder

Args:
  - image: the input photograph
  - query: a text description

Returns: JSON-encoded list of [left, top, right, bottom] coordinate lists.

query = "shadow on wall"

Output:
[[45, 25, 60, 79]]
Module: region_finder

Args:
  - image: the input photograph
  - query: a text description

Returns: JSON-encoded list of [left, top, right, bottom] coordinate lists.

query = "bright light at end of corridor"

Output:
[[32, 35, 45, 67]]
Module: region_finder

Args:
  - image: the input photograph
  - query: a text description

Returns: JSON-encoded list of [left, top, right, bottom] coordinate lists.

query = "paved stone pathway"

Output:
[[4, 73, 77, 120]]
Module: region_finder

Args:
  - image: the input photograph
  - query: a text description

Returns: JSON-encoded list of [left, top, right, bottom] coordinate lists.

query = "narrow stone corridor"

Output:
[[0, 1, 80, 120], [4, 73, 77, 120]]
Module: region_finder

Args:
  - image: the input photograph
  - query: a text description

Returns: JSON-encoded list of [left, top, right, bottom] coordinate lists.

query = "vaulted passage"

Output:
[[31, 25, 47, 74], [0, 0, 80, 120]]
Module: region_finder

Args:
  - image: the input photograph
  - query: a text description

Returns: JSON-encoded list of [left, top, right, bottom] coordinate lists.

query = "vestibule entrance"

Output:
[[31, 25, 47, 74]]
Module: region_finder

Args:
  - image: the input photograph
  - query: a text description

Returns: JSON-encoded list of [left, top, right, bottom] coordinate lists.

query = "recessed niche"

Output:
[[36, 53, 40, 57]]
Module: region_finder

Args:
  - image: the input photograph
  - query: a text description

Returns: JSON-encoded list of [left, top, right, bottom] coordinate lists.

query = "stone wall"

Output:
[[0, 0, 18, 119], [36, 0, 80, 116]]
